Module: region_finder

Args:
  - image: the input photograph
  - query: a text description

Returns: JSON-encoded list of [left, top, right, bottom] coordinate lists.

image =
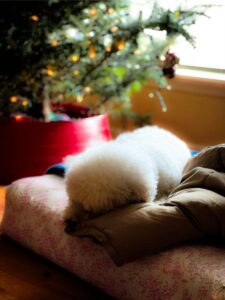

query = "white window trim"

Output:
[[176, 65, 225, 81]]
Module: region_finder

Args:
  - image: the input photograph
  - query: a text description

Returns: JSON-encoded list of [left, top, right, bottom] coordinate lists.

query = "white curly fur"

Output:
[[63, 126, 191, 223]]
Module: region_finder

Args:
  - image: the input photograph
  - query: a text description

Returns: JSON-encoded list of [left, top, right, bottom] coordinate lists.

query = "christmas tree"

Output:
[[0, 0, 208, 121]]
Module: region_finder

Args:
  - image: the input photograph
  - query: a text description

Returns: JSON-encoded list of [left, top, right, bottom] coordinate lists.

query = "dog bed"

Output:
[[1, 171, 225, 300]]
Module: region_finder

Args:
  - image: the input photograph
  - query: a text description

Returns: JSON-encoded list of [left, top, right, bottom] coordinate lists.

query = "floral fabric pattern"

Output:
[[1, 175, 225, 300]]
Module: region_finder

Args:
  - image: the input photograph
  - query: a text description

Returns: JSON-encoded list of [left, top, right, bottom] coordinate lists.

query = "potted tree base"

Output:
[[0, 114, 111, 184]]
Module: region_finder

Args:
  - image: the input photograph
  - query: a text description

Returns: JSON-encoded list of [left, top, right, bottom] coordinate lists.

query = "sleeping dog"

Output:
[[63, 126, 191, 231]]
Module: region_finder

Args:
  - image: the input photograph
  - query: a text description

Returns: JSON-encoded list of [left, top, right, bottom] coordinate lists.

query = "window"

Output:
[[131, 0, 225, 79], [169, 0, 225, 77]]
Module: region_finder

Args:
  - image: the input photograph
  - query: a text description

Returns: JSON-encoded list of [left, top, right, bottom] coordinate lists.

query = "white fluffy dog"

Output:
[[63, 126, 191, 227]]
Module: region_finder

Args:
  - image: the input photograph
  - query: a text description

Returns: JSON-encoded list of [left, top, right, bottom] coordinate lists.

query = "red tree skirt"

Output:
[[0, 114, 111, 184]]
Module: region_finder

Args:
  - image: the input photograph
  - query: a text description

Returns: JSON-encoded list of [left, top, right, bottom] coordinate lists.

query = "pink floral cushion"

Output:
[[1, 175, 225, 300]]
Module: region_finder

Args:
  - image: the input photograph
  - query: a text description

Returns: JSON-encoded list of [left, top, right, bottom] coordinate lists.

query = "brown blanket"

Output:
[[70, 144, 225, 265]]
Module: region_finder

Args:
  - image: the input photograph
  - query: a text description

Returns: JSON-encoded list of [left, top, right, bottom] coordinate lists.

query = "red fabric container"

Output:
[[0, 114, 111, 184]]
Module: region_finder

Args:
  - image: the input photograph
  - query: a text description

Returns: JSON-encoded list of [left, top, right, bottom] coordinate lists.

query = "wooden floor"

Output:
[[0, 187, 113, 300], [0, 187, 5, 223]]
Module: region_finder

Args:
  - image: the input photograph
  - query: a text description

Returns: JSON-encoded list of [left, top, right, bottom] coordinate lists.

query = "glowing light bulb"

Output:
[[90, 7, 97, 16], [22, 100, 29, 107], [77, 95, 84, 103], [71, 55, 79, 62], [89, 31, 95, 38], [111, 26, 118, 33], [107, 7, 114, 14], [173, 10, 180, 19], [134, 49, 141, 55], [89, 46, 96, 59], [105, 47, 112, 52], [15, 115, 23, 121], [73, 70, 80, 76], [84, 86, 92, 94], [66, 28, 78, 38], [10, 96, 17, 103], [47, 68, 54, 76], [31, 15, 39, 22], [117, 41, 125, 51], [51, 39, 59, 47]]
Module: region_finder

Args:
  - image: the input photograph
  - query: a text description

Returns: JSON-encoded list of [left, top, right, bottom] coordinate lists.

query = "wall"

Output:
[[110, 75, 225, 150]]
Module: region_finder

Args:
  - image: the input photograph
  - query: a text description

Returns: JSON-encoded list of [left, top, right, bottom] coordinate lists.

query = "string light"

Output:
[[15, 115, 23, 121], [71, 55, 79, 62], [58, 94, 64, 101], [84, 86, 92, 94], [134, 49, 141, 55], [66, 28, 78, 38], [51, 39, 59, 47], [77, 95, 84, 103], [105, 47, 112, 52], [31, 15, 39, 22], [107, 7, 114, 14], [116, 41, 126, 51], [10, 96, 17, 103], [89, 31, 95, 38], [90, 7, 97, 16], [111, 26, 118, 33], [47, 69, 54, 76], [22, 100, 29, 107], [46, 67, 55, 76], [73, 70, 80, 76], [173, 10, 180, 18], [89, 46, 96, 59]]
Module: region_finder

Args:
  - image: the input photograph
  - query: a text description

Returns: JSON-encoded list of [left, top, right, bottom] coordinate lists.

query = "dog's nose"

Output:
[[64, 219, 77, 234]]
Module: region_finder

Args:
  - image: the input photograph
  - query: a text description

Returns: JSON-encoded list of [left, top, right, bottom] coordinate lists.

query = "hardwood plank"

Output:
[[0, 186, 6, 223], [0, 268, 73, 300], [0, 236, 114, 299]]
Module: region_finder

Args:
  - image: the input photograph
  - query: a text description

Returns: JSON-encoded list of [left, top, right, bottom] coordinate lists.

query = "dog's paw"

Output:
[[63, 201, 92, 234], [63, 204, 79, 234]]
